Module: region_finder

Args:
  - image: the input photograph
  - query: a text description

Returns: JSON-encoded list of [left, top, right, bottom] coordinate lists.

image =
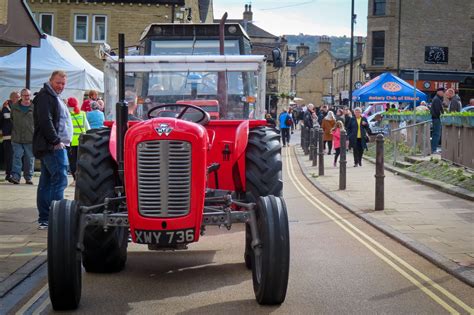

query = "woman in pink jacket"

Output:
[[331, 120, 345, 167]]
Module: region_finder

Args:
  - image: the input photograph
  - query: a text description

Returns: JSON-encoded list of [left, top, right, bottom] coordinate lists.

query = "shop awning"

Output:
[[400, 70, 474, 83], [0, 0, 42, 47], [353, 72, 427, 102]]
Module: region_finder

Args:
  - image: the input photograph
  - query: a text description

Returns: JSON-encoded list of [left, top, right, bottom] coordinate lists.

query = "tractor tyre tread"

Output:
[[48, 200, 81, 311], [75, 128, 127, 273]]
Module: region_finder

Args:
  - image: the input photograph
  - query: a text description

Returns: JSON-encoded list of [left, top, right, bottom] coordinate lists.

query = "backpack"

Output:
[[285, 114, 293, 126]]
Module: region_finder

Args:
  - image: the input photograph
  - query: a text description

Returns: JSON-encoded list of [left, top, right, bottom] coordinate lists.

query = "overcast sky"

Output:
[[213, 0, 368, 37]]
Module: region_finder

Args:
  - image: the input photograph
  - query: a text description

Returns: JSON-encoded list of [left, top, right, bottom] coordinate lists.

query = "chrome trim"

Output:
[[137, 140, 191, 217]]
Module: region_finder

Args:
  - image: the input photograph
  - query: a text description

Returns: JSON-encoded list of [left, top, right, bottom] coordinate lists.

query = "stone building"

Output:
[[0, 0, 214, 69], [219, 5, 292, 113], [365, 0, 474, 102], [332, 37, 366, 106], [291, 36, 336, 107]]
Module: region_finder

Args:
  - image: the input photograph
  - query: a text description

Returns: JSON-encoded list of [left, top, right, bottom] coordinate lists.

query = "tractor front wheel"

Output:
[[252, 195, 290, 305], [48, 200, 82, 311]]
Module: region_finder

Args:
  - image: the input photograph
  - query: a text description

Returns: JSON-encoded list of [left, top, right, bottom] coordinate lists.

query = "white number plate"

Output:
[[134, 229, 195, 244]]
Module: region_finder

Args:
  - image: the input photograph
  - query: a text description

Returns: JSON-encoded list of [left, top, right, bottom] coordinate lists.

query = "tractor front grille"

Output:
[[137, 140, 191, 217]]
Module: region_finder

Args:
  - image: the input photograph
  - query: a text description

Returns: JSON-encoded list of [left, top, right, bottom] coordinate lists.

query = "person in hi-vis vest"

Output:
[[66, 97, 90, 184]]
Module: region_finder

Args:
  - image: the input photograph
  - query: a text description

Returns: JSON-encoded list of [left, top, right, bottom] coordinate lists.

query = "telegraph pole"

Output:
[[348, 0, 355, 109]]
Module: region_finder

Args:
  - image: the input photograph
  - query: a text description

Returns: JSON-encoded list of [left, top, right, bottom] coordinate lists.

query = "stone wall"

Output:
[[366, 0, 473, 74], [294, 50, 334, 107], [0, 1, 182, 69]]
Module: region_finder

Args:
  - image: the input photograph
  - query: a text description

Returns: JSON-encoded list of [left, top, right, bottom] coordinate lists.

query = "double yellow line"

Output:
[[284, 148, 473, 314]]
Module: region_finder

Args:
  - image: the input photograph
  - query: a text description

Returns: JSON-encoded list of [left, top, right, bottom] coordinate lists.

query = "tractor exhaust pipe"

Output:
[[116, 33, 128, 181], [217, 13, 228, 118]]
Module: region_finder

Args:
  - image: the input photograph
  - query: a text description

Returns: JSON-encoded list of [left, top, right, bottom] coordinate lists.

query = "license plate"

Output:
[[134, 229, 195, 245]]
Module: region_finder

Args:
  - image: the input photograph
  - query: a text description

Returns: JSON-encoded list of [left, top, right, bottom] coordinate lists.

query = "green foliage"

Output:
[[441, 112, 474, 117], [285, 34, 360, 59]]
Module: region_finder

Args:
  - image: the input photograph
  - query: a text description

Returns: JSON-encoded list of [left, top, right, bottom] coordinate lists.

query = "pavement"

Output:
[[0, 172, 74, 298], [293, 137, 474, 286], [9, 145, 473, 314]]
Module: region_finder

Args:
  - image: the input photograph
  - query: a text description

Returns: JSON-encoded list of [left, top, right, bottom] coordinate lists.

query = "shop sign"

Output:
[[407, 80, 459, 91], [424, 46, 449, 64], [286, 51, 297, 67]]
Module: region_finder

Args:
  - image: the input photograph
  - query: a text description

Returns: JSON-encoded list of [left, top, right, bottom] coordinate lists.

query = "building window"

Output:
[[92, 15, 107, 43], [74, 15, 88, 43], [373, 0, 386, 16], [39, 13, 54, 35], [372, 31, 385, 65]]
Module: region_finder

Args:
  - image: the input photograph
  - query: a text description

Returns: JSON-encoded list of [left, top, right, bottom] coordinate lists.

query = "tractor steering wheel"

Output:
[[147, 103, 210, 125]]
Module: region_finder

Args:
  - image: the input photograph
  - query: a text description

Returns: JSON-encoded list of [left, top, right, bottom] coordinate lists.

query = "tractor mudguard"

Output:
[[204, 119, 267, 192]]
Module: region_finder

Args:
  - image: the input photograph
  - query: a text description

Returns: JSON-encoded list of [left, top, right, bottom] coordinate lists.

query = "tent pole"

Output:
[[26, 45, 32, 89]]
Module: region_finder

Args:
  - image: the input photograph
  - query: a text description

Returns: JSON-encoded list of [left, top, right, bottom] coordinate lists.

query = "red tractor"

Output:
[[47, 31, 289, 310]]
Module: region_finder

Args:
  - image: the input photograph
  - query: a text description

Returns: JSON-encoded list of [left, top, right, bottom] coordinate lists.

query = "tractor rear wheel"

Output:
[[245, 126, 282, 268], [252, 195, 290, 305], [245, 126, 282, 202], [75, 128, 128, 273], [48, 200, 82, 311]]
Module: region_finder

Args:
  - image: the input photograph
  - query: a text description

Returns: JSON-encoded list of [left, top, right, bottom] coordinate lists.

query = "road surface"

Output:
[[10, 147, 474, 314]]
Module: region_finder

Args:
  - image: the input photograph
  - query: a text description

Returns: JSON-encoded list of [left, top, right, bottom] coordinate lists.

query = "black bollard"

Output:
[[312, 128, 318, 167], [375, 134, 385, 210], [309, 128, 314, 160], [339, 130, 347, 190], [318, 127, 324, 176], [300, 125, 304, 147], [303, 127, 310, 155]]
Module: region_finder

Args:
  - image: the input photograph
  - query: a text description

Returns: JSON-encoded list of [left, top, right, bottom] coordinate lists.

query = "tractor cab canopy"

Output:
[[103, 55, 266, 121]]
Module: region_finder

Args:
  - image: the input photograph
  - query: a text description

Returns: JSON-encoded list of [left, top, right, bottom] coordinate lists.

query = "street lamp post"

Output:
[[348, 0, 356, 110]]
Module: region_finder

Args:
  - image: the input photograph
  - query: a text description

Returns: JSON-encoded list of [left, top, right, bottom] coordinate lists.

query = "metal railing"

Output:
[[388, 120, 432, 165]]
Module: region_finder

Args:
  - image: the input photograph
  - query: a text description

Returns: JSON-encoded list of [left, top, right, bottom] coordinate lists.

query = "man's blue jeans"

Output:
[[11, 142, 35, 181], [431, 118, 441, 153], [36, 149, 69, 223]]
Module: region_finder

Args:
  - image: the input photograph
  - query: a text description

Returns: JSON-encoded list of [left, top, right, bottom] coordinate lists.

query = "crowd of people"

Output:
[[269, 103, 371, 167], [0, 71, 105, 229], [270, 86, 473, 159]]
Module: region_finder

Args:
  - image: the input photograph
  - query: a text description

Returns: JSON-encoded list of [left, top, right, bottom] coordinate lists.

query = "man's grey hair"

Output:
[[354, 107, 362, 112]]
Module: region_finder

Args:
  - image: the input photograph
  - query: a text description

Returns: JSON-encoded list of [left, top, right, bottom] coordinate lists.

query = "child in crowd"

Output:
[[331, 120, 345, 167]]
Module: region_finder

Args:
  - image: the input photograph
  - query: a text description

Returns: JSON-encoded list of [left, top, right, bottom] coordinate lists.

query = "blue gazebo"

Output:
[[353, 72, 427, 103]]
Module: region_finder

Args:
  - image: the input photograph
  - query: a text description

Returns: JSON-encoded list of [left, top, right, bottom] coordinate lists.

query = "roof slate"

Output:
[[199, 0, 212, 22], [214, 19, 278, 39]]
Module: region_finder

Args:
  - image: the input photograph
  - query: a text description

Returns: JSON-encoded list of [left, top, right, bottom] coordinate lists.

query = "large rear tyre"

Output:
[[48, 200, 82, 311], [245, 126, 282, 202], [245, 126, 282, 268], [252, 195, 290, 305], [75, 128, 127, 273]]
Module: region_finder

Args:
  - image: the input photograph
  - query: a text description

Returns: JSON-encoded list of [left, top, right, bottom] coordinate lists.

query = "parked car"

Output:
[[367, 111, 386, 135], [461, 106, 474, 112]]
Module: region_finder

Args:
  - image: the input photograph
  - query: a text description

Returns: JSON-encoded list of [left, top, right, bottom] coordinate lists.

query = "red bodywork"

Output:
[[111, 118, 267, 243], [176, 100, 220, 120]]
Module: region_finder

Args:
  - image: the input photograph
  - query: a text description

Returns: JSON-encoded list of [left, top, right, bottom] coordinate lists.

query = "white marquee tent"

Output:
[[0, 35, 103, 102]]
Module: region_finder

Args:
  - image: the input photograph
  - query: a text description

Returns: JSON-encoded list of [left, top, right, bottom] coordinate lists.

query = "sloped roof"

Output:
[[292, 52, 319, 74], [214, 19, 278, 40], [199, 0, 213, 23], [0, 0, 42, 47]]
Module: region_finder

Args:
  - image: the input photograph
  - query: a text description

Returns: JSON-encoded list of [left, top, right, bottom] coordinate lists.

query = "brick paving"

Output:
[[293, 142, 474, 284], [0, 172, 74, 296]]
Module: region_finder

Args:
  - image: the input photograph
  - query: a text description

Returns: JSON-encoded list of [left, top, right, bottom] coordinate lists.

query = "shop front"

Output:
[[401, 70, 474, 105]]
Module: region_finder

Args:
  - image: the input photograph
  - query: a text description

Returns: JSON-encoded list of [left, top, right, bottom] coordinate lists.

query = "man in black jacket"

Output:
[[347, 107, 370, 167], [33, 70, 73, 229], [303, 103, 316, 129], [430, 87, 444, 153]]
